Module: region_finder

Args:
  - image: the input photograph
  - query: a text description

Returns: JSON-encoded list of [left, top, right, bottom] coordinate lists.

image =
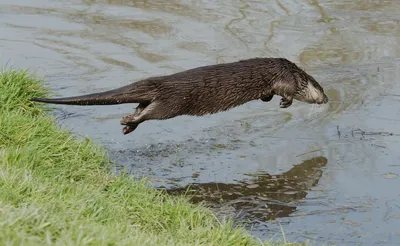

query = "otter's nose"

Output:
[[316, 95, 329, 104], [317, 95, 328, 104]]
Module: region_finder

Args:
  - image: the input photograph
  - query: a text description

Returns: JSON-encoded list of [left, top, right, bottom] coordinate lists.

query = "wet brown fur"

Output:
[[30, 57, 329, 135]]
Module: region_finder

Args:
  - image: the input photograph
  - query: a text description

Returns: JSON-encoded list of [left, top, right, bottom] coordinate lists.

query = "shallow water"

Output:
[[2, 0, 400, 245]]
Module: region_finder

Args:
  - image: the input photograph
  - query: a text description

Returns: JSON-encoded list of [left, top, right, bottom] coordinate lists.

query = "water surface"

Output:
[[1, 0, 400, 245]]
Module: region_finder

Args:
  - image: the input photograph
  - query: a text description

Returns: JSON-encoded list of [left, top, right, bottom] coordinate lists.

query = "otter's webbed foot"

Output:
[[122, 125, 139, 135], [119, 103, 149, 135], [120, 114, 140, 135], [279, 97, 293, 108], [261, 95, 274, 102], [120, 114, 138, 125]]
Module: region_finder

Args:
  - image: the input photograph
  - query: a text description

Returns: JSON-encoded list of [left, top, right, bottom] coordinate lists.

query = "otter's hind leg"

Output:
[[121, 101, 169, 134], [121, 103, 148, 135]]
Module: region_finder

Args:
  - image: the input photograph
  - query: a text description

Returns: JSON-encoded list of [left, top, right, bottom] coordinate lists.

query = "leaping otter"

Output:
[[30, 57, 329, 135]]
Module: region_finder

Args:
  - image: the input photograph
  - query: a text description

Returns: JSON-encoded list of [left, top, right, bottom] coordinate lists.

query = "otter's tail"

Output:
[[30, 84, 150, 106]]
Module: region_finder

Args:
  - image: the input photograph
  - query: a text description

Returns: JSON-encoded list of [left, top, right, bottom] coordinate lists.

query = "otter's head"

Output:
[[293, 72, 329, 105]]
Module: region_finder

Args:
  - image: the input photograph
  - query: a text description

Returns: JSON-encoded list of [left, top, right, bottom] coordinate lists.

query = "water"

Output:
[[1, 0, 400, 245]]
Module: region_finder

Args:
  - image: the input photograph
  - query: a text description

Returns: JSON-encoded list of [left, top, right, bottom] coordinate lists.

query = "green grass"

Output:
[[0, 68, 301, 245]]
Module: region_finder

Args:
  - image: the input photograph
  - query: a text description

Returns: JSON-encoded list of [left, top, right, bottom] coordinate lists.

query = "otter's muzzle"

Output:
[[317, 95, 329, 104]]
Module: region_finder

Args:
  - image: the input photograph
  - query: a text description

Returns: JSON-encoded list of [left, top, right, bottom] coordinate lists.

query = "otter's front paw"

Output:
[[261, 95, 273, 102], [279, 98, 292, 108]]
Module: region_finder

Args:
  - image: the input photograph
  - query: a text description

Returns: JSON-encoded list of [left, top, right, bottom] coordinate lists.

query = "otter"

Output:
[[30, 57, 329, 135]]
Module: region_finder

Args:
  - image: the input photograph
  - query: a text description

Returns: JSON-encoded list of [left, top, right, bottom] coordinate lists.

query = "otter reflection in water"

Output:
[[166, 156, 327, 223]]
